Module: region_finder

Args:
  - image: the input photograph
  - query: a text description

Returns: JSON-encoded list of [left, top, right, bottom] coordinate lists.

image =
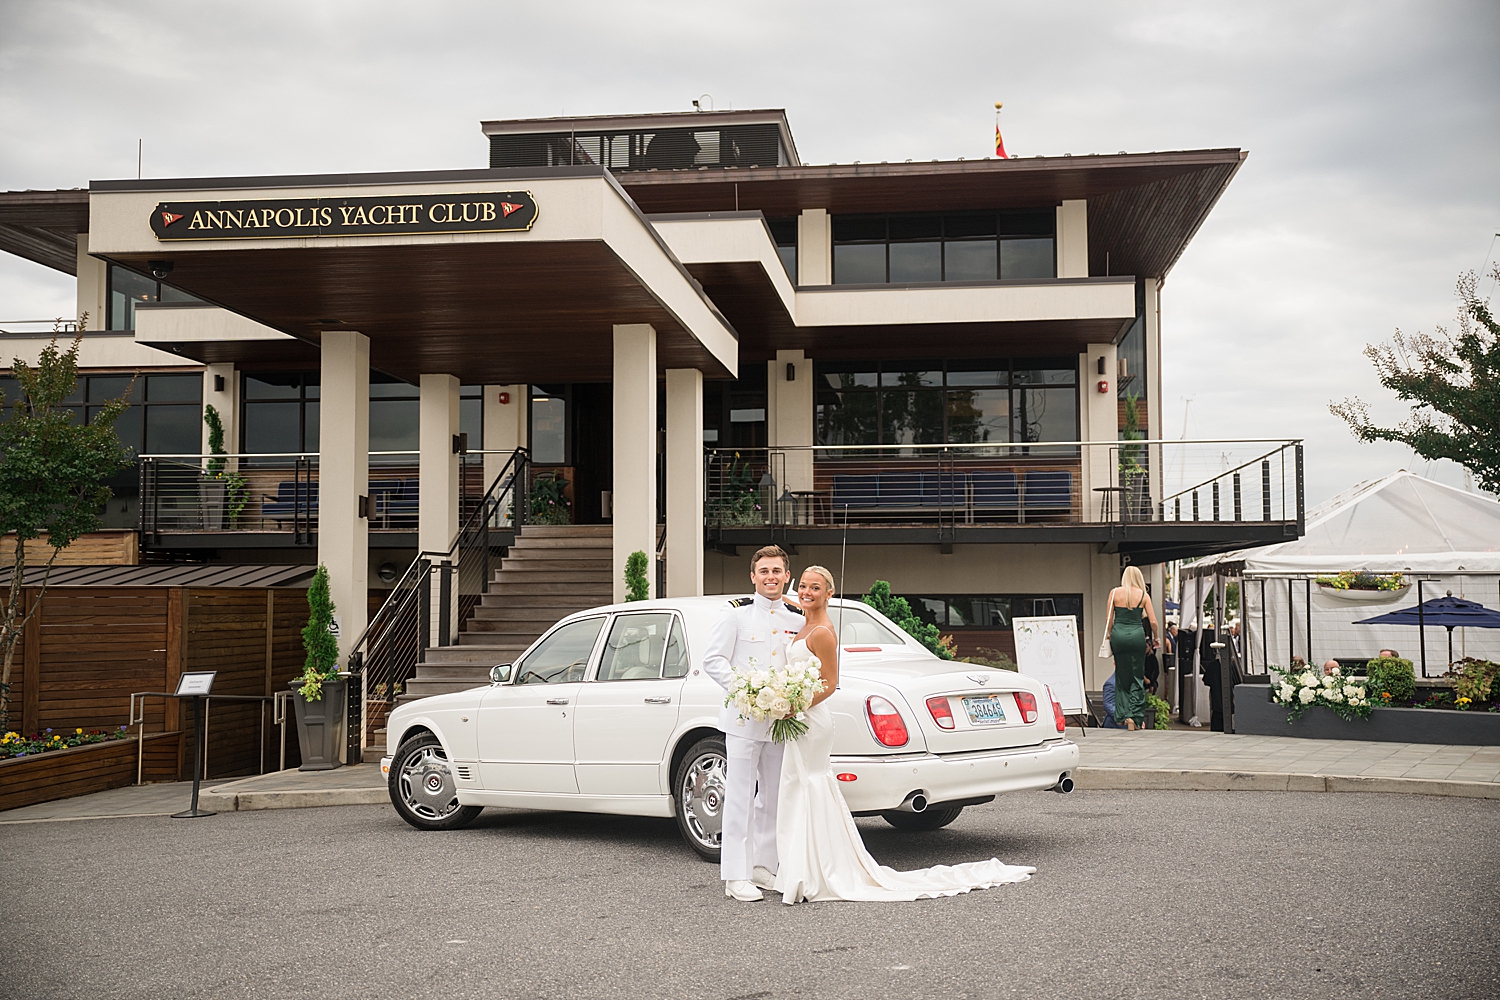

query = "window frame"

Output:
[[591, 611, 690, 683], [831, 211, 1057, 285], [512, 614, 609, 686]]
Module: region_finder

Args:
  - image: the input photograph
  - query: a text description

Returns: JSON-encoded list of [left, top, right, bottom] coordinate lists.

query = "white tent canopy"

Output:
[[1182, 471, 1500, 674]]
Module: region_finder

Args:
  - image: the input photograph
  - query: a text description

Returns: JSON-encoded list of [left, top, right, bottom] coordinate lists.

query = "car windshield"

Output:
[[515, 616, 605, 684]]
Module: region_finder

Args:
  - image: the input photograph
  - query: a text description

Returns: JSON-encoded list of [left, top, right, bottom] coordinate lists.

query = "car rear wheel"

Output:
[[388, 732, 483, 831], [880, 805, 964, 831], [674, 735, 727, 862]]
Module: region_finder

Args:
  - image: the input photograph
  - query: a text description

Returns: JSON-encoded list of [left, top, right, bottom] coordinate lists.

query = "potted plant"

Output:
[[1314, 570, 1410, 604], [289, 564, 346, 770], [529, 471, 573, 525], [200, 405, 248, 529]]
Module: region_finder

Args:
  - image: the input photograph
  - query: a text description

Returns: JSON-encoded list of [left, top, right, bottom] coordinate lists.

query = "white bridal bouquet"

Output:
[[1270, 661, 1372, 722], [726, 655, 828, 742]]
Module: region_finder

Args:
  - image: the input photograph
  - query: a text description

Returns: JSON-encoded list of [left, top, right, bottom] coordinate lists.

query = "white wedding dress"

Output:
[[772, 636, 1037, 904]]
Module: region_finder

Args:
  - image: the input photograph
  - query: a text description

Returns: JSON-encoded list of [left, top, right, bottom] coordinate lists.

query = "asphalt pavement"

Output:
[[3, 790, 1497, 1000]]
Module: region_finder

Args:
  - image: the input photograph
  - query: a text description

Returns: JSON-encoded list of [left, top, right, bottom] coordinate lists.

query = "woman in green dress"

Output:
[[1104, 566, 1159, 731]]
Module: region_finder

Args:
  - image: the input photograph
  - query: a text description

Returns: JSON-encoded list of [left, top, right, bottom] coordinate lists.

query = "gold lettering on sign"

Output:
[[482, 202, 496, 221], [223, 209, 244, 228], [338, 206, 354, 226], [404, 204, 423, 223], [369, 205, 386, 225], [274, 208, 294, 227], [427, 203, 444, 224], [188, 211, 208, 229], [318, 206, 333, 227], [351, 206, 368, 226]]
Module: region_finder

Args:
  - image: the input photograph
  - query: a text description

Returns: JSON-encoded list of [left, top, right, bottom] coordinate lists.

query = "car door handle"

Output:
[[643, 696, 672, 704], [546, 697, 569, 705]]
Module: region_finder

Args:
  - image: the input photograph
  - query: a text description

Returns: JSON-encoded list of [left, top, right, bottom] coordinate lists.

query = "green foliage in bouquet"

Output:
[[624, 549, 650, 602], [863, 581, 953, 660], [298, 564, 340, 701], [1365, 655, 1416, 705]]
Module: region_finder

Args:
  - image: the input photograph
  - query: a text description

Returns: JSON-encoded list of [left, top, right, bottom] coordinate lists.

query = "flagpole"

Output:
[[993, 101, 1008, 159]]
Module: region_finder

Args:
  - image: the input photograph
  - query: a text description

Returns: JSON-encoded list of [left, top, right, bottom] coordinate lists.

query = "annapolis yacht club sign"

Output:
[[149, 191, 537, 240]]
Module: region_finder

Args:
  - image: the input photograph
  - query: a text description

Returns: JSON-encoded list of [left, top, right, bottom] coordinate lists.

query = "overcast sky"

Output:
[[2, 0, 1497, 505]]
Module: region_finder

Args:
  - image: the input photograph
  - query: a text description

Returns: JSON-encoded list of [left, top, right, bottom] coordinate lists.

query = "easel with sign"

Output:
[[1012, 616, 1091, 734]]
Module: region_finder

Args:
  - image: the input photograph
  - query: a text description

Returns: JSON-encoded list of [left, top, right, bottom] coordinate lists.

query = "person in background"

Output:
[[1103, 566, 1158, 731], [1101, 672, 1120, 728], [1378, 648, 1400, 659], [1322, 658, 1343, 675], [1144, 637, 1161, 696]]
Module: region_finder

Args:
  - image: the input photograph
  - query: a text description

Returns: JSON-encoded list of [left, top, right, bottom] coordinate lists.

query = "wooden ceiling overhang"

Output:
[[620, 148, 1246, 281], [82, 167, 740, 384], [0, 188, 89, 274]]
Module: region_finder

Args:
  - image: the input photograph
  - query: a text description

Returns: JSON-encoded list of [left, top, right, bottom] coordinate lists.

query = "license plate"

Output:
[[962, 694, 1009, 726]]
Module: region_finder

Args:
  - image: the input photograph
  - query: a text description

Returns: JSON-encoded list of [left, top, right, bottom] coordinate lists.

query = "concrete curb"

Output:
[[1074, 766, 1500, 799], [199, 787, 387, 812]]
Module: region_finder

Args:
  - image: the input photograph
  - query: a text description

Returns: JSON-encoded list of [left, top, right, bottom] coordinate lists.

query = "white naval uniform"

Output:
[[702, 592, 802, 881]]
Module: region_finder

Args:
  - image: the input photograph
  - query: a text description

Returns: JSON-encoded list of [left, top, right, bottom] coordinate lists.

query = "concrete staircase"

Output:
[[373, 525, 613, 753]]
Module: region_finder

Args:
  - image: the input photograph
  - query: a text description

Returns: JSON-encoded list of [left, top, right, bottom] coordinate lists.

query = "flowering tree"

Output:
[[0, 327, 132, 729]]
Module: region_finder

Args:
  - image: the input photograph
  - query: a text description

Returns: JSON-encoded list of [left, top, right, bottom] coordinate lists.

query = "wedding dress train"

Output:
[[772, 638, 1036, 903]]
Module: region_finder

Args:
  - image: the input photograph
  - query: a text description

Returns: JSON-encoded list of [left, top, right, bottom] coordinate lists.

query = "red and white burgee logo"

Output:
[[500, 202, 523, 217], [160, 211, 184, 226]]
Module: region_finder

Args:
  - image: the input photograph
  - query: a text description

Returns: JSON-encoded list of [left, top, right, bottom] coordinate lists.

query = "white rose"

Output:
[[1343, 684, 1359, 699], [755, 687, 777, 710], [1278, 684, 1295, 702], [1329, 666, 1342, 677], [1322, 675, 1336, 688], [751, 671, 769, 689], [1327, 690, 1343, 702], [771, 696, 791, 716], [1299, 687, 1316, 704], [1299, 672, 1318, 687]]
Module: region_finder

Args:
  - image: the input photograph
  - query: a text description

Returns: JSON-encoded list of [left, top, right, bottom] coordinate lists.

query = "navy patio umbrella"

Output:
[[1354, 594, 1500, 675]]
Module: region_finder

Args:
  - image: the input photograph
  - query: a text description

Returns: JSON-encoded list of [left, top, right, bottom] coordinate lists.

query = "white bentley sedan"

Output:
[[381, 596, 1078, 859]]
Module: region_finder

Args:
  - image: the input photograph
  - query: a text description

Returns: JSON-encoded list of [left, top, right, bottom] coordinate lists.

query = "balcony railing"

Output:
[[705, 439, 1303, 530], [138, 451, 508, 540]]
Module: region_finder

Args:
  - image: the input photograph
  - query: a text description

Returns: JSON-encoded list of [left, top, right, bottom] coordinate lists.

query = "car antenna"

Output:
[[837, 502, 848, 681]]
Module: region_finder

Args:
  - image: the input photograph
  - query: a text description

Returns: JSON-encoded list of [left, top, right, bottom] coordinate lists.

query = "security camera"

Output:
[[147, 259, 174, 279]]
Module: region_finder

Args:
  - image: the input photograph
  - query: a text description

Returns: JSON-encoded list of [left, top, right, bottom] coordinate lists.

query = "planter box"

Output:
[[1235, 684, 1500, 745], [0, 732, 181, 812], [1314, 584, 1410, 605]]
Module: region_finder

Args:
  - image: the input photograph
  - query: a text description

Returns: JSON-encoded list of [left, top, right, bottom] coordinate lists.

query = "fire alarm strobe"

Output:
[[497, 391, 510, 404], [1097, 380, 1110, 393]]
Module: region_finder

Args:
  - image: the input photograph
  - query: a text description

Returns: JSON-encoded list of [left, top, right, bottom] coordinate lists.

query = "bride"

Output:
[[772, 565, 1037, 904]]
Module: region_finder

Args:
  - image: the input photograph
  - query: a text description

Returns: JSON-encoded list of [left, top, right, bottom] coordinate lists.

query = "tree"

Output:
[[1331, 266, 1500, 493], [624, 550, 650, 602], [862, 580, 954, 660], [297, 564, 341, 701], [0, 326, 132, 729]]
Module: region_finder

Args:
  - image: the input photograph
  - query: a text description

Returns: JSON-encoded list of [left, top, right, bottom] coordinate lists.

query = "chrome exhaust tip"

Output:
[[1052, 774, 1074, 794], [897, 791, 929, 813]]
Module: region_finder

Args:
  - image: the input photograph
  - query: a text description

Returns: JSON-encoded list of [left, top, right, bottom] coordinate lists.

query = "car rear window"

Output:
[[832, 606, 907, 645]]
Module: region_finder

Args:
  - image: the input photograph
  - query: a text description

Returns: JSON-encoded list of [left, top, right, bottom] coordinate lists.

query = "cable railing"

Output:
[[348, 449, 530, 751], [705, 439, 1302, 529]]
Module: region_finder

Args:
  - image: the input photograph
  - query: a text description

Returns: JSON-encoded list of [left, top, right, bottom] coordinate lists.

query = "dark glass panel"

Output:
[[881, 365, 941, 387], [945, 361, 1007, 386], [945, 388, 1009, 444], [887, 215, 941, 241], [243, 373, 301, 399], [144, 403, 202, 455], [944, 213, 998, 239], [776, 244, 797, 279], [104, 404, 144, 453], [766, 217, 798, 246], [531, 395, 566, 465], [833, 243, 885, 284], [831, 215, 886, 242], [879, 390, 943, 445], [369, 399, 419, 452], [888, 242, 941, 283], [368, 377, 417, 398], [460, 396, 483, 450], [157, 284, 203, 304], [1013, 364, 1076, 386], [997, 210, 1056, 236], [818, 363, 877, 389], [814, 390, 878, 446], [955, 597, 1011, 628], [303, 380, 320, 399], [88, 375, 140, 403], [0, 377, 19, 417], [1000, 237, 1055, 279], [145, 374, 202, 402], [62, 378, 84, 404], [461, 384, 482, 398], [243, 401, 300, 453], [108, 265, 156, 330], [304, 401, 319, 451], [943, 240, 997, 281], [909, 597, 945, 627], [1014, 386, 1079, 443]]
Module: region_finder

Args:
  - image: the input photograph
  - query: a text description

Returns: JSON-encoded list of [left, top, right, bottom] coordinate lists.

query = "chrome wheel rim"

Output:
[[399, 744, 461, 820], [679, 750, 727, 851]]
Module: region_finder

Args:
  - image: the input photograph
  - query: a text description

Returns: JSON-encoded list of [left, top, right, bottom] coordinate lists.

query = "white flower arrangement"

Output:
[[725, 655, 828, 742], [1270, 661, 1372, 722]]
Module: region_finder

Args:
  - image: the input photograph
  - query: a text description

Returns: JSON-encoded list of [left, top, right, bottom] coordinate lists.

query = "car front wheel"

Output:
[[880, 805, 964, 831], [388, 732, 483, 831], [674, 735, 727, 862]]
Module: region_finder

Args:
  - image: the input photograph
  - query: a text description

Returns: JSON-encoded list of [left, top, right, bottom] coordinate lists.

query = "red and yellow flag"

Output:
[[995, 125, 1008, 159]]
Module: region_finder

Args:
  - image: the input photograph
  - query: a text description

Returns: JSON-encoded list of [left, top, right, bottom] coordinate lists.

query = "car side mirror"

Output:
[[490, 663, 513, 684]]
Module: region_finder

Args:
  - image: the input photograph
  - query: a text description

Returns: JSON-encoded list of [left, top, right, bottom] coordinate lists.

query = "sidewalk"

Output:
[[199, 763, 387, 811], [1070, 726, 1500, 798]]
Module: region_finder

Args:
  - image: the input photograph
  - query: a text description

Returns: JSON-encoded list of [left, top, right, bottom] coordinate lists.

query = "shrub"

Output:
[[862, 581, 952, 659], [1145, 693, 1172, 730], [624, 550, 650, 602], [1448, 658, 1499, 708], [962, 647, 1017, 671], [1365, 655, 1416, 704]]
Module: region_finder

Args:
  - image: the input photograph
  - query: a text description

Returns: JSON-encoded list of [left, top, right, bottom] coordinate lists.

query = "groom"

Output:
[[703, 544, 802, 902]]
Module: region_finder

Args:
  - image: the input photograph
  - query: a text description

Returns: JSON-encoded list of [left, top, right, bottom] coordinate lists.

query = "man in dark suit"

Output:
[[1201, 621, 1243, 732]]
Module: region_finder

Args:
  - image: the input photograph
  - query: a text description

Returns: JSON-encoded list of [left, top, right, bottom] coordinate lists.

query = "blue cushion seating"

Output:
[[875, 471, 928, 508], [831, 474, 880, 509], [969, 471, 1019, 509], [262, 480, 318, 520], [1023, 470, 1073, 510]]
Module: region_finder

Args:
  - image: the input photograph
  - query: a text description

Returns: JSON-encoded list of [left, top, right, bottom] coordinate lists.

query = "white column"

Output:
[[420, 373, 462, 642], [317, 331, 369, 666], [797, 209, 831, 286], [201, 363, 237, 461], [75, 235, 107, 329], [665, 368, 704, 597], [771, 349, 813, 494], [613, 324, 657, 604], [1056, 199, 1089, 278], [1079, 344, 1118, 522], [482, 383, 527, 488]]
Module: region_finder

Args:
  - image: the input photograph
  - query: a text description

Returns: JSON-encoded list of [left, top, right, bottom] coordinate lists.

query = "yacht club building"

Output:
[[0, 109, 1301, 715]]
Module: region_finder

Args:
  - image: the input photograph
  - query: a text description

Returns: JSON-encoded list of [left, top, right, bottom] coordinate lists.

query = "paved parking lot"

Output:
[[4, 790, 1498, 1000]]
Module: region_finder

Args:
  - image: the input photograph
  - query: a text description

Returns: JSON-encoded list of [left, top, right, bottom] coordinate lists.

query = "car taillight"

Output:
[[865, 696, 909, 747], [1046, 685, 1067, 732], [1013, 691, 1038, 724], [836, 772, 858, 782], [925, 696, 955, 730]]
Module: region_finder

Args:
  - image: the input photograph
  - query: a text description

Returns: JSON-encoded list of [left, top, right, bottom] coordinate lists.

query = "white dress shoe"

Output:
[[724, 879, 764, 902], [751, 866, 777, 890]]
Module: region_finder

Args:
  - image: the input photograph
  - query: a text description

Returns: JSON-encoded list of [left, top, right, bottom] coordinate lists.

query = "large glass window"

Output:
[[905, 594, 1084, 632], [242, 372, 318, 454], [530, 385, 567, 465], [106, 264, 206, 330], [369, 375, 419, 453], [831, 211, 1055, 285], [766, 217, 797, 281], [703, 364, 767, 448], [815, 360, 1076, 446]]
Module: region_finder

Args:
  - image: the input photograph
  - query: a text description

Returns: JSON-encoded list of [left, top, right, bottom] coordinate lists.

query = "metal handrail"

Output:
[[129, 691, 283, 783], [707, 438, 1302, 452]]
